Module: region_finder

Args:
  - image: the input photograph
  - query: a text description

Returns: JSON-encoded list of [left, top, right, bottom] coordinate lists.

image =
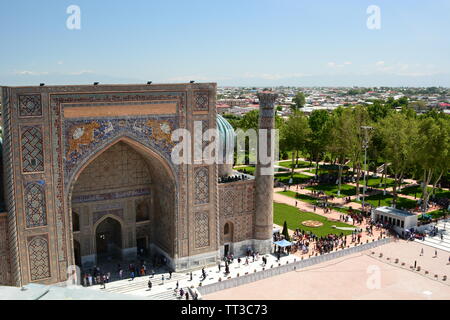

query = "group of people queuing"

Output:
[[82, 267, 111, 288], [80, 253, 173, 288]]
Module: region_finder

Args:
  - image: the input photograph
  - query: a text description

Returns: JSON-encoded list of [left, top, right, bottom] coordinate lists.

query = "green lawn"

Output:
[[305, 169, 328, 175], [277, 160, 311, 169], [364, 177, 401, 189], [275, 172, 312, 185], [330, 206, 363, 215], [421, 209, 448, 220], [399, 185, 450, 199], [358, 193, 418, 210], [273, 202, 355, 237], [305, 184, 357, 198], [234, 166, 290, 175], [234, 166, 256, 175], [276, 191, 319, 205]]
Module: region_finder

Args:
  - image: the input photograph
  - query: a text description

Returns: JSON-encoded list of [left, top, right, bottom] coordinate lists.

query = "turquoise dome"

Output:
[[216, 114, 235, 160]]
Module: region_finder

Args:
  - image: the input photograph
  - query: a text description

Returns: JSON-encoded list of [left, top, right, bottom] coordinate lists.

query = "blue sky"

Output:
[[1, 0, 449, 87]]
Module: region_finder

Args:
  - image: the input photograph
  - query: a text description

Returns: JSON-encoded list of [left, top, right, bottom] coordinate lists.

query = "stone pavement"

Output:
[[87, 252, 299, 299]]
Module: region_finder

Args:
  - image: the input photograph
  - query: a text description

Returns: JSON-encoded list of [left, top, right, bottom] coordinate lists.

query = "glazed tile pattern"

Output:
[[63, 117, 177, 186], [18, 94, 42, 117], [24, 182, 47, 228], [194, 166, 209, 205], [21, 126, 44, 173], [27, 236, 51, 281], [0, 83, 271, 286]]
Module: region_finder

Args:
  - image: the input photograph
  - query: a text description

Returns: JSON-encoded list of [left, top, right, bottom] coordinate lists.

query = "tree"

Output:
[[414, 116, 450, 212], [291, 92, 306, 110], [367, 100, 392, 122], [378, 113, 419, 206], [282, 221, 290, 241], [307, 109, 331, 176], [345, 106, 372, 201], [280, 110, 311, 173], [327, 107, 351, 196], [239, 109, 259, 130]]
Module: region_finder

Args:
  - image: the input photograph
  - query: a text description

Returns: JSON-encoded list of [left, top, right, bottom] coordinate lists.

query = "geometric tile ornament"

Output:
[[194, 167, 209, 205], [24, 183, 47, 228], [21, 126, 44, 173], [28, 236, 51, 281], [194, 211, 210, 248], [194, 92, 209, 111], [18, 94, 42, 117]]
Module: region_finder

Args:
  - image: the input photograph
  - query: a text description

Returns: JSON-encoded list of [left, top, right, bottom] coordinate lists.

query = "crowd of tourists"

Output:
[[219, 174, 248, 184]]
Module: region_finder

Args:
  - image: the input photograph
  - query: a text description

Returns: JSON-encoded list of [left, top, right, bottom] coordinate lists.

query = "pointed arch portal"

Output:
[[68, 137, 177, 269]]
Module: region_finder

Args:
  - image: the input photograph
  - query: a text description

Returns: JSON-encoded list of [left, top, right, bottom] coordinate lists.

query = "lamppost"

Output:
[[361, 126, 373, 212]]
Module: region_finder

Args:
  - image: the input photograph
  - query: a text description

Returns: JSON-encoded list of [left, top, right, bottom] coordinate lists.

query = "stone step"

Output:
[[423, 237, 450, 248], [100, 275, 188, 294], [420, 239, 450, 252]]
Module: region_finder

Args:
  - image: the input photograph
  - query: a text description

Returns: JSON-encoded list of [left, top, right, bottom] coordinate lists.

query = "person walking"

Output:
[[179, 288, 184, 299], [169, 270, 172, 280], [100, 275, 106, 289], [147, 279, 152, 291], [161, 274, 165, 284]]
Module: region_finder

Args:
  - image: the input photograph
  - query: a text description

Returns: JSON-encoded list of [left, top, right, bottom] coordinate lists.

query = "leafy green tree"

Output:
[[280, 110, 311, 173], [367, 100, 392, 122], [327, 107, 351, 196], [346, 106, 372, 201], [291, 92, 306, 110], [239, 109, 260, 130], [307, 109, 330, 175], [414, 116, 450, 212], [377, 113, 419, 206]]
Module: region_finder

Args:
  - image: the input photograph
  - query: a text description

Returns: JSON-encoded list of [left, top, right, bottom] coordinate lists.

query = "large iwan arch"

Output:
[[67, 136, 177, 268]]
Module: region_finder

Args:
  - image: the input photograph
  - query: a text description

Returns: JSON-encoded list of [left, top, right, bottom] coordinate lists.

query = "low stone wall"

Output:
[[197, 237, 393, 296]]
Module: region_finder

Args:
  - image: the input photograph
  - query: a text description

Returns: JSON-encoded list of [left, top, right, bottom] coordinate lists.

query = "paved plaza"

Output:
[[204, 240, 450, 300]]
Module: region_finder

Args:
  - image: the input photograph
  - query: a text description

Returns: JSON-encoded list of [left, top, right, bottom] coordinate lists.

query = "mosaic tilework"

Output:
[[194, 211, 210, 248], [72, 188, 150, 204], [21, 126, 44, 173], [24, 183, 47, 228], [28, 236, 51, 281], [18, 94, 42, 117], [223, 190, 234, 216], [194, 92, 209, 111], [93, 209, 123, 225], [194, 167, 209, 205], [63, 117, 177, 186]]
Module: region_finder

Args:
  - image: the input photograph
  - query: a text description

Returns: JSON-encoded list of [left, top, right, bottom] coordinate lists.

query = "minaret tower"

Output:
[[254, 91, 278, 253]]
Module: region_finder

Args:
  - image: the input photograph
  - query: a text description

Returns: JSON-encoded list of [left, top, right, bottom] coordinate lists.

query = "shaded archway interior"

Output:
[[70, 139, 176, 268]]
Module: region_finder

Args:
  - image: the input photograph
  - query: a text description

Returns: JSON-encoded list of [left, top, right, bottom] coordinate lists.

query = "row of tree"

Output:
[[225, 98, 450, 211]]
